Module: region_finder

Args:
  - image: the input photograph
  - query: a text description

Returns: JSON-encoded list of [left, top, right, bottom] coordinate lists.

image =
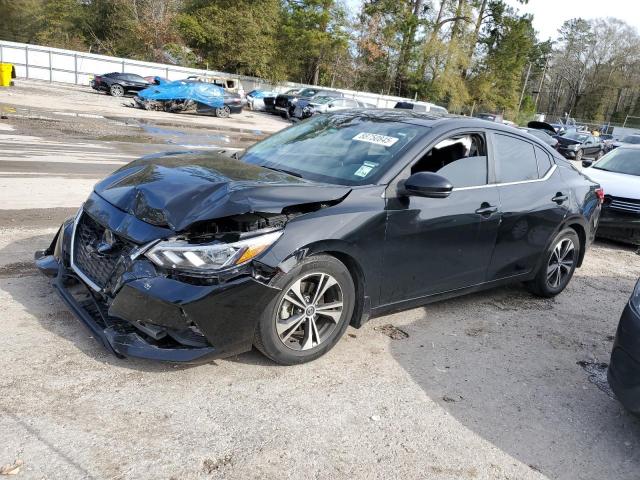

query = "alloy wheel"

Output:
[[276, 272, 344, 351], [546, 238, 575, 289], [215, 106, 231, 118], [110, 84, 124, 97]]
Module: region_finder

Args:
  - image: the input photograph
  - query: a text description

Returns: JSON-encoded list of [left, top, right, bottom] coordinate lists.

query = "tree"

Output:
[[177, 0, 282, 77]]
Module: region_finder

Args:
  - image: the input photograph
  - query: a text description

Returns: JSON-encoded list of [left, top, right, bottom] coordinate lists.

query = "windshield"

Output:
[[621, 135, 640, 144], [562, 132, 588, 142], [311, 96, 335, 104], [241, 114, 428, 185], [297, 88, 322, 97], [593, 148, 640, 176]]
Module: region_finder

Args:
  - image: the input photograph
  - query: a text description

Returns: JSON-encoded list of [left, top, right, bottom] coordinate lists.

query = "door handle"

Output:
[[475, 203, 498, 216], [552, 193, 568, 204]]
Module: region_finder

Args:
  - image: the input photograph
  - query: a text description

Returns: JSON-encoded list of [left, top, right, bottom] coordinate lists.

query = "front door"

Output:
[[380, 131, 501, 305]]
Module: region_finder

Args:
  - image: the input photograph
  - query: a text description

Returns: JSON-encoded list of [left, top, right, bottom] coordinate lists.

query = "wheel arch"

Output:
[[283, 240, 372, 329], [565, 220, 587, 267]]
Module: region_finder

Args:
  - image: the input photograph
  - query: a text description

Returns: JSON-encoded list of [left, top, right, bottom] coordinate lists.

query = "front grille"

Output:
[[607, 196, 640, 215], [73, 213, 134, 289], [263, 97, 275, 107]]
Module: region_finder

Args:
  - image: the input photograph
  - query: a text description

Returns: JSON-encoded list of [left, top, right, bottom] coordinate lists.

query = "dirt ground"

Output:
[[1, 80, 640, 480]]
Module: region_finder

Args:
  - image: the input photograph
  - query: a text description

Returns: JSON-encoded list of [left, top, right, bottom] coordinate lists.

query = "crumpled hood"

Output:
[[93, 151, 351, 232]]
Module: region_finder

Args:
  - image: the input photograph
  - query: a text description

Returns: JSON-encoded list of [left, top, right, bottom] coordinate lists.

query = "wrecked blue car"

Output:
[[134, 80, 232, 117]]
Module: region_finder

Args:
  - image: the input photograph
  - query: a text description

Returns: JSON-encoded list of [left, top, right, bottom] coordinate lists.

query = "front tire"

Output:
[[109, 84, 125, 97], [526, 228, 580, 297], [595, 149, 603, 160], [254, 254, 355, 365], [575, 149, 583, 162]]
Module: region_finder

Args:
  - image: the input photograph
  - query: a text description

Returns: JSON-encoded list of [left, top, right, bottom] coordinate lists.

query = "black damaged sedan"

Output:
[[36, 111, 603, 365]]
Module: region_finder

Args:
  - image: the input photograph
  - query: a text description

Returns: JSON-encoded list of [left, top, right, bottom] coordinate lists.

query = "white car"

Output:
[[293, 97, 375, 119], [582, 145, 640, 245], [247, 90, 278, 111]]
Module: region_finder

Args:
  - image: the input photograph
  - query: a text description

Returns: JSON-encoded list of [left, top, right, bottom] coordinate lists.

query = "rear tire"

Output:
[[109, 84, 125, 97], [526, 228, 580, 297], [214, 106, 231, 118], [254, 254, 355, 365]]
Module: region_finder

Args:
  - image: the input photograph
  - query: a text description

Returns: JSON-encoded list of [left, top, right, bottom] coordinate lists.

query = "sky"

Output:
[[343, 0, 640, 41], [505, 0, 640, 40]]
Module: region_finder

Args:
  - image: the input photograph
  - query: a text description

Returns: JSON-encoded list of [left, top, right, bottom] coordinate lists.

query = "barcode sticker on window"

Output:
[[352, 132, 399, 147]]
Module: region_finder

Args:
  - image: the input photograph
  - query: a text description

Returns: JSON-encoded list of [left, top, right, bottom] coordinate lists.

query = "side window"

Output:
[[493, 133, 538, 183], [344, 99, 359, 108], [411, 133, 488, 188], [534, 146, 553, 177]]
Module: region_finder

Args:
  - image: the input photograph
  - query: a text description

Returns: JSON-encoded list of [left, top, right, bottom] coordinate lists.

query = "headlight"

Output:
[[145, 231, 282, 272], [568, 144, 579, 150]]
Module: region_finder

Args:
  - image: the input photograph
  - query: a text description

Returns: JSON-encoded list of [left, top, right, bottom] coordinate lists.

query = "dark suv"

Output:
[[91, 72, 150, 97], [274, 88, 344, 119]]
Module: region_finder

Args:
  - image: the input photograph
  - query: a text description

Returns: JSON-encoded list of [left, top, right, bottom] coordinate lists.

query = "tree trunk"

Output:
[[462, 0, 487, 79], [418, 0, 446, 81], [395, 0, 424, 95], [442, 0, 465, 75]]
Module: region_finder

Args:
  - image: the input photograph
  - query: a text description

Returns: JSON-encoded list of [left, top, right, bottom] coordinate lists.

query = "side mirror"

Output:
[[582, 160, 594, 168], [400, 172, 453, 198]]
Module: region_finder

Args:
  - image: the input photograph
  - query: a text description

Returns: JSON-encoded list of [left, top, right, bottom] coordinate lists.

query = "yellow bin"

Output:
[[0, 63, 14, 87]]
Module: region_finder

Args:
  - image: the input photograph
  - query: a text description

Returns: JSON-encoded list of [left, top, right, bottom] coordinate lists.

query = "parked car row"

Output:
[[91, 72, 245, 118]]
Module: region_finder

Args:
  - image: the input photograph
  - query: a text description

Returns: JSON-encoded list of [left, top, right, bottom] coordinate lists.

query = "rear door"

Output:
[[486, 132, 569, 281]]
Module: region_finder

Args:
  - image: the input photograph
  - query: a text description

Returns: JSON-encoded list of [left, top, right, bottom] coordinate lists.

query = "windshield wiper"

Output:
[[262, 165, 303, 178]]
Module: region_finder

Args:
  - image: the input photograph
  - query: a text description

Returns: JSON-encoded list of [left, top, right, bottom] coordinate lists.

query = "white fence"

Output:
[[0, 39, 443, 110]]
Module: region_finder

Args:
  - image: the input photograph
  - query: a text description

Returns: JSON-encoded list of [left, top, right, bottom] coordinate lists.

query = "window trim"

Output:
[[452, 164, 557, 191], [489, 130, 543, 185], [387, 128, 494, 194]]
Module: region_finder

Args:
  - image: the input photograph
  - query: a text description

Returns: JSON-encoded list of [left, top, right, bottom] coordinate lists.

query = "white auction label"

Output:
[[352, 132, 399, 147]]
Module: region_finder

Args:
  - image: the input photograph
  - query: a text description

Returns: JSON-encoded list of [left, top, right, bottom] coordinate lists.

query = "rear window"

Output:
[[622, 135, 640, 144], [534, 146, 553, 177], [493, 133, 538, 183]]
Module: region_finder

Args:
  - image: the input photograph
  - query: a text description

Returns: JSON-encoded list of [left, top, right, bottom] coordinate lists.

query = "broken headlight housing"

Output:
[[145, 231, 282, 273]]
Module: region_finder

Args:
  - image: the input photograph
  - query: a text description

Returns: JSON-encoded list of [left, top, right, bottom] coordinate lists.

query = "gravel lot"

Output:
[[1, 80, 639, 480]]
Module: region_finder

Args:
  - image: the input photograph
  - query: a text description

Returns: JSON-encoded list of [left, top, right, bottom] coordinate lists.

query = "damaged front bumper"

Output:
[[35, 200, 281, 363]]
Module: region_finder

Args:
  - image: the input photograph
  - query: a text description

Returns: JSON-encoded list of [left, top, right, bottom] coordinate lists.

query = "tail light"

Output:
[[595, 187, 604, 205]]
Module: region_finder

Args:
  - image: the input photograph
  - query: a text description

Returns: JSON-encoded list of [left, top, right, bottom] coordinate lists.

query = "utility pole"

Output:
[[518, 62, 532, 112]]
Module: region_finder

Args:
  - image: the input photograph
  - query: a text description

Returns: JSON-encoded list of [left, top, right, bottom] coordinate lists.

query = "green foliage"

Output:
[[0, 0, 637, 123], [177, 0, 282, 77]]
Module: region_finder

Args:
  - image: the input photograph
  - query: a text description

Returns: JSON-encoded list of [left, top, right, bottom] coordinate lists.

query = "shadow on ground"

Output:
[[386, 239, 640, 479], [4, 231, 640, 478]]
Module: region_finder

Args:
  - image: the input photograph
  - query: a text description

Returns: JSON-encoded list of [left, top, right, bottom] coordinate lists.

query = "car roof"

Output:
[[327, 108, 524, 131]]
